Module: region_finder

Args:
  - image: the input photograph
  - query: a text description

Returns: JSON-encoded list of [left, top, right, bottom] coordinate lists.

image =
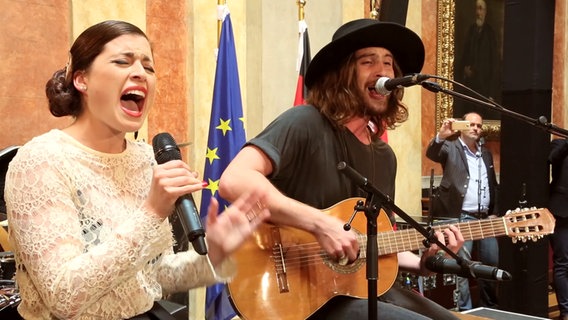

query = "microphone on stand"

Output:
[[375, 74, 431, 95], [152, 132, 208, 255], [427, 168, 436, 226], [476, 137, 485, 158], [425, 255, 512, 281], [476, 136, 484, 211]]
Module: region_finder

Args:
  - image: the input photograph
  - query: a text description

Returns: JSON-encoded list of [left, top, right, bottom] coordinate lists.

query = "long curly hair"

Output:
[[306, 52, 409, 136]]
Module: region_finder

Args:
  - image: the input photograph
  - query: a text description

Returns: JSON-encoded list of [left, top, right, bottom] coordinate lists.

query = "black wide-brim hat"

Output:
[[305, 19, 425, 89]]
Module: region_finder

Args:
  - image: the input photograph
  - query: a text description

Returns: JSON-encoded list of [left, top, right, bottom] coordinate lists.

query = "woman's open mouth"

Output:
[[120, 89, 146, 117]]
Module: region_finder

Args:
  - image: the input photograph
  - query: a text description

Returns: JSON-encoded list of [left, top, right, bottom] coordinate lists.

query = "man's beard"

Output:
[[365, 103, 387, 118], [475, 17, 485, 28]]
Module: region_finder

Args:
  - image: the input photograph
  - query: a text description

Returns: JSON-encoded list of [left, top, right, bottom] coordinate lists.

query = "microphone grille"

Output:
[[375, 77, 391, 96], [425, 254, 443, 270], [152, 132, 182, 164]]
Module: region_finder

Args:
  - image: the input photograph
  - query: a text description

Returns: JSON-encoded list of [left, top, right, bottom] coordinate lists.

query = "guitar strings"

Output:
[[270, 215, 540, 272], [272, 222, 499, 270]]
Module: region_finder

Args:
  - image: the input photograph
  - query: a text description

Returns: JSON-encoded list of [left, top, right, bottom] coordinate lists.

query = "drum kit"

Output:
[[0, 250, 19, 314], [395, 216, 461, 310], [0, 146, 21, 315], [396, 269, 460, 310]]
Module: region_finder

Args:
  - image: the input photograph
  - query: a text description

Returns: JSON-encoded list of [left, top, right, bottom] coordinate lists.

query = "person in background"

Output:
[[426, 112, 499, 311], [548, 138, 568, 320], [219, 19, 464, 320], [4, 20, 269, 320]]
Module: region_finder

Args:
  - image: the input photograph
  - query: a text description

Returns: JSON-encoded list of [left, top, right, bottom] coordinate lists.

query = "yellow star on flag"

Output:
[[216, 118, 232, 136], [205, 147, 220, 165], [205, 178, 220, 196]]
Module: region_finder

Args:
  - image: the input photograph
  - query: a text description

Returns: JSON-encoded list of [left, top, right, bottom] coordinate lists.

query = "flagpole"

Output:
[[297, 0, 306, 21], [217, 0, 226, 46]]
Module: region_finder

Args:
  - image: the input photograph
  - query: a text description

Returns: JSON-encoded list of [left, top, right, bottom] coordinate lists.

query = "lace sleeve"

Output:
[[156, 250, 236, 294]]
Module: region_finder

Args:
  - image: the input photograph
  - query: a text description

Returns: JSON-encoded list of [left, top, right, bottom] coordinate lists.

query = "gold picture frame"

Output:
[[436, 0, 501, 140]]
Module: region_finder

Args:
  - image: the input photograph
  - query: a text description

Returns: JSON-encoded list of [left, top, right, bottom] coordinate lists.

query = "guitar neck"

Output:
[[374, 217, 506, 255]]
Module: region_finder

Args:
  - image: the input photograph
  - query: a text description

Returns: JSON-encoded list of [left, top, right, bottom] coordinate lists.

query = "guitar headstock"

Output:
[[504, 207, 555, 243]]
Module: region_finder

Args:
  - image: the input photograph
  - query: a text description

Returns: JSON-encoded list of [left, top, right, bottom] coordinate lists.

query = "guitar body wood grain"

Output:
[[227, 198, 398, 320]]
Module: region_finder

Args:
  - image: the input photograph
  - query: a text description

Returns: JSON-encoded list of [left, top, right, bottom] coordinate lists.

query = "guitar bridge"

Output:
[[271, 227, 289, 293]]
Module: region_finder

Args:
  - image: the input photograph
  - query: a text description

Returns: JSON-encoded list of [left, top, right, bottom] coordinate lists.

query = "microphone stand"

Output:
[[337, 162, 463, 320], [342, 190, 380, 320], [427, 168, 436, 226], [477, 146, 483, 215], [421, 80, 568, 138]]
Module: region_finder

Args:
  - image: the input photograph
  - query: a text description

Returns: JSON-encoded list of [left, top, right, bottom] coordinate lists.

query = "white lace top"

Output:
[[5, 130, 234, 319]]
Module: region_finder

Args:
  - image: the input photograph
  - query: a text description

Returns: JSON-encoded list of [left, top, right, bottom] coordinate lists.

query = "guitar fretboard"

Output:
[[359, 218, 507, 257]]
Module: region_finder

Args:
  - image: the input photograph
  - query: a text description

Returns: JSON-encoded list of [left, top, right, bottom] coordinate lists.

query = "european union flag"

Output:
[[200, 8, 245, 320]]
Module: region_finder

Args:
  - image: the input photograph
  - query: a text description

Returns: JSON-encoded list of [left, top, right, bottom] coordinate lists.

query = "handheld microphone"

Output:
[[375, 74, 431, 95], [152, 132, 208, 255], [425, 255, 512, 281]]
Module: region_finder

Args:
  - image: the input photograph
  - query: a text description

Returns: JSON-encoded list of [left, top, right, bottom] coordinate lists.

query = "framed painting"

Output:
[[436, 0, 504, 139]]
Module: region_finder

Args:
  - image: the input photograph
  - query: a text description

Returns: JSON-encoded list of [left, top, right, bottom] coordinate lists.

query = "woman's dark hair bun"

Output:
[[45, 68, 80, 117]]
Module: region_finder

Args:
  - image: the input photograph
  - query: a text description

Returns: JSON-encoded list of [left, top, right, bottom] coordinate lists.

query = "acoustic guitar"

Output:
[[227, 197, 555, 320]]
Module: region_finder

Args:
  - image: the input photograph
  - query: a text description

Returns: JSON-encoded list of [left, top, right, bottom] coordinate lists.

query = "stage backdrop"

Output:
[[499, 0, 555, 318]]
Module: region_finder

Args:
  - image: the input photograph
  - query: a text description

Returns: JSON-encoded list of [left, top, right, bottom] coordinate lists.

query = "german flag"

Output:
[[293, 19, 311, 106]]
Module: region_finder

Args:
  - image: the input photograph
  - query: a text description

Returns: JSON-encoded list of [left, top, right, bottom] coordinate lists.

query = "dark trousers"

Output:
[[307, 287, 459, 320], [552, 216, 568, 317], [128, 300, 187, 320], [457, 214, 499, 310]]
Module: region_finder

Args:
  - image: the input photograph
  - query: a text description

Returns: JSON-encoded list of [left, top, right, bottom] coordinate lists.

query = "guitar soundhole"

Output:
[[322, 254, 365, 274]]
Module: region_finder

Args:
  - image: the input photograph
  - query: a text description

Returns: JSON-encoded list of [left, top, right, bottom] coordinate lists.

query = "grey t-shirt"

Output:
[[246, 105, 396, 210]]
